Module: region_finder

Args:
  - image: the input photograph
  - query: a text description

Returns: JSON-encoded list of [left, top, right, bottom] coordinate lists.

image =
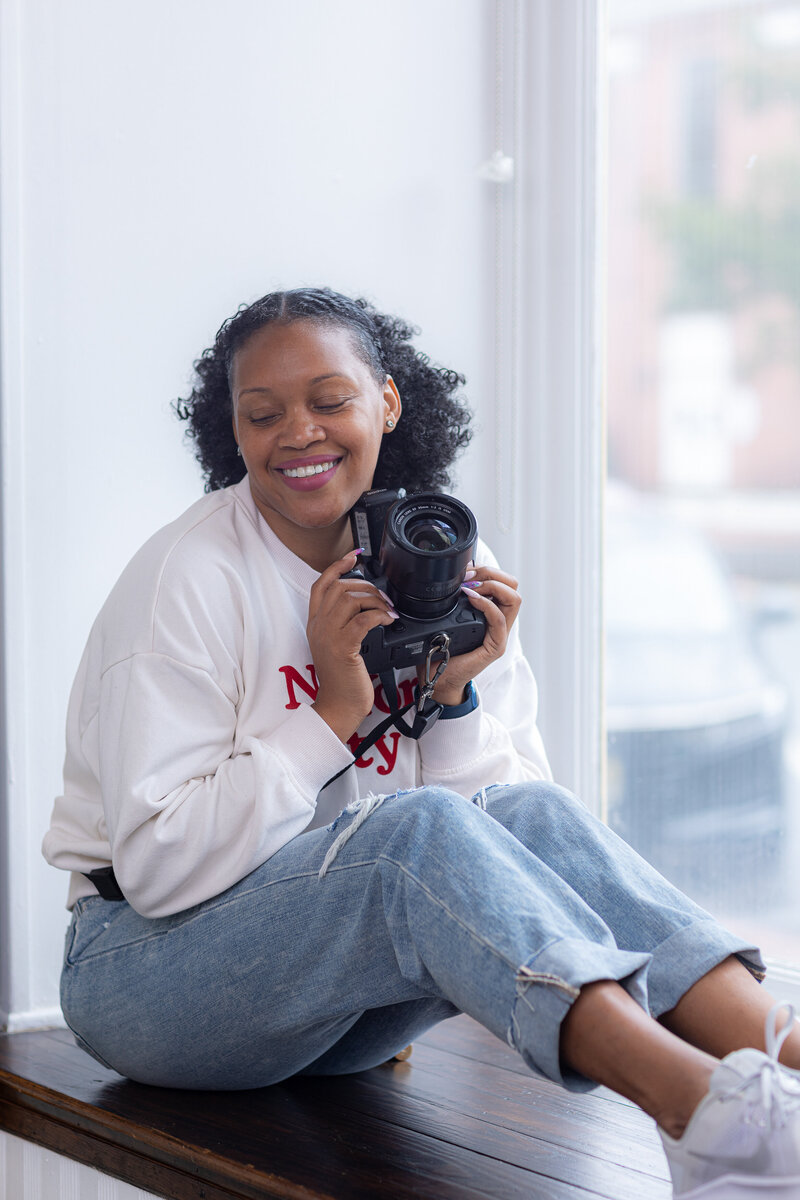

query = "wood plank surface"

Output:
[[0, 1015, 671, 1200]]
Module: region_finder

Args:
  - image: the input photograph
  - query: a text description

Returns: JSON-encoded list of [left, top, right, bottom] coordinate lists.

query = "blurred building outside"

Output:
[[605, 0, 800, 963]]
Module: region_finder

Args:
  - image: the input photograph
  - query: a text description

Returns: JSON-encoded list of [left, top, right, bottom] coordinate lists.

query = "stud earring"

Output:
[[385, 418, 395, 429]]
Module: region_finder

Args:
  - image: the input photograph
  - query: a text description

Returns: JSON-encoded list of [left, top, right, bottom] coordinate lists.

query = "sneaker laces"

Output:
[[726, 1003, 800, 1131]]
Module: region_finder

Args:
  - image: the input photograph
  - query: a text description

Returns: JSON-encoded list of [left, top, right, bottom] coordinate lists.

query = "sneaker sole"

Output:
[[680, 1173, 800, 1198]]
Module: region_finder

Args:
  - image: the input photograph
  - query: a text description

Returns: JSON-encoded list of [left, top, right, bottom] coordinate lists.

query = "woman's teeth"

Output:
[[280, 460, 337, 479]]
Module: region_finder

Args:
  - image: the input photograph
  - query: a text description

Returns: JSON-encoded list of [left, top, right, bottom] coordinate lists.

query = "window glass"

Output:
[[606, 0, 800, 963]]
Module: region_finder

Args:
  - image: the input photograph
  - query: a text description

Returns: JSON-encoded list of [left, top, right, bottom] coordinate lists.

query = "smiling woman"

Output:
[[174, 288, 472, 499], [40, 285, 800, 1200], [230, 321, 402, 570]]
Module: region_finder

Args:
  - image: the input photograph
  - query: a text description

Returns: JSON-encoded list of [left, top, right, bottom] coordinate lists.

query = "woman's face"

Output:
[[231, 319, 401, 554]]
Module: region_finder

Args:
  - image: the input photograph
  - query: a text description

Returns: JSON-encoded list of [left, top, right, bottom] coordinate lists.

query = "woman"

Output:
[[44, 288, 800, 1199]]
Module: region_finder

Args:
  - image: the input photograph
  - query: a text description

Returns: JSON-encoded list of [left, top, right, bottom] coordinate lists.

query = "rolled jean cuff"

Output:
[[508, 936, 652, 1093], [642, 917, 766, 1018]]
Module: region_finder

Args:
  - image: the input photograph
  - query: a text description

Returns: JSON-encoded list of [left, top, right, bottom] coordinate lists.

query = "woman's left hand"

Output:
[[418, 565, 521, 707]]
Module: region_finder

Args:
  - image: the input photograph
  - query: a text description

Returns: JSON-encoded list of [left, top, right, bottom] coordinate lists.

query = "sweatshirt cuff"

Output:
[[270, 704, 355, 799], [418, 690, 493, 773]]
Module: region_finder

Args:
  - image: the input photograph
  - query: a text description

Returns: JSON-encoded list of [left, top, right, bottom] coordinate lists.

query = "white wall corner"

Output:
[[0, 0, 34, 1029]]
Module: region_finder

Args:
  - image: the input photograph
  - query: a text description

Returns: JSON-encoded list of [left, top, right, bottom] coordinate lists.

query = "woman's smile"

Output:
[[275, 455, 343, 490]]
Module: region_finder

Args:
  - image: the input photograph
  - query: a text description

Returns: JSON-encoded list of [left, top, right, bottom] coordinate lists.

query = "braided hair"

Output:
[[173, 287, 472, 493]]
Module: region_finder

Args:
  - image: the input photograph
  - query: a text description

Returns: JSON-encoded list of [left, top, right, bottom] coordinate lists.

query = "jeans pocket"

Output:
[[63, 896, 113, 966]]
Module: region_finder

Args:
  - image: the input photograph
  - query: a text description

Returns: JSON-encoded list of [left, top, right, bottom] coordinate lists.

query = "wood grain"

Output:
[[0, 1015, 671, 1199]]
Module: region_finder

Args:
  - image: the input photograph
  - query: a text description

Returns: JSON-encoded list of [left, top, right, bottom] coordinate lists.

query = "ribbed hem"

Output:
[[417, 694, 489, 772], [270, 704, 355, 799]]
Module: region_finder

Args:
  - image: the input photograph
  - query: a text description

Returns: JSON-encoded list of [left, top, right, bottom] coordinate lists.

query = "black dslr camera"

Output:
[[345, 488, 487, 674]]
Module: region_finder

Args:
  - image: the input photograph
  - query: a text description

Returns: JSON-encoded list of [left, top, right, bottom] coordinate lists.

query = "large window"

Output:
[[605, 0, 800, 965]]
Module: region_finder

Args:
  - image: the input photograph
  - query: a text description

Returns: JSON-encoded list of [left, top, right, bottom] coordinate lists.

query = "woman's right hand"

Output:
[[308, 549, 397, 744]]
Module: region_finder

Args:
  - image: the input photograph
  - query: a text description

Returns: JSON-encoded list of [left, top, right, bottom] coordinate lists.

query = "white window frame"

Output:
[[507, 0, 606, 813]]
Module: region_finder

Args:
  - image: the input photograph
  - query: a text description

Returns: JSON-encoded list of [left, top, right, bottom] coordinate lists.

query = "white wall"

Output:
[[0, 0, 501, 1029]]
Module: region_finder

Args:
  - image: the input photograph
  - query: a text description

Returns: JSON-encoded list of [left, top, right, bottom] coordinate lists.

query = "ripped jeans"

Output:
[[59, 781, 763, 1091]]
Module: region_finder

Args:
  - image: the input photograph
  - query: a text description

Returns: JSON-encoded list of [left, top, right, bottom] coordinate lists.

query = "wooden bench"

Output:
[[0, 1014, 671, 1199]]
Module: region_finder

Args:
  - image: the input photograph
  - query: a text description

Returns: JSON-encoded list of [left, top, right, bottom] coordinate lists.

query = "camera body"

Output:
[[345, 488, 486, 673]]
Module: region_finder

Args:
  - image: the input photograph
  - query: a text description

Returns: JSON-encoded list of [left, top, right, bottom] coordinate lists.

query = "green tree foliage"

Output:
[[651, 53, 800, 316]]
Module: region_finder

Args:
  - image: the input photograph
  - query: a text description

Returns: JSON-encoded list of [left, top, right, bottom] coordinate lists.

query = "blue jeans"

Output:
[[60, 782, 763, 1091]]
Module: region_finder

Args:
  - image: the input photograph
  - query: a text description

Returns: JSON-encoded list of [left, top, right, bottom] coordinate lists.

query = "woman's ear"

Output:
[[383, 376, 402, 430]]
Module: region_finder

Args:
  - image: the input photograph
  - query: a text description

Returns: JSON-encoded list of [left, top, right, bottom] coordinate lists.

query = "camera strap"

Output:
[[320, 634, 451, 791]]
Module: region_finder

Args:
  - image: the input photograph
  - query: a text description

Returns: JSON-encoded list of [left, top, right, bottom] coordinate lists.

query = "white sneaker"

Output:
[[659, 1003, 800, 1198]]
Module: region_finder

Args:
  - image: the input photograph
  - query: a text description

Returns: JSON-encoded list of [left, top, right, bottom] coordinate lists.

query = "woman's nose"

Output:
[[281, 410, 323, 447]]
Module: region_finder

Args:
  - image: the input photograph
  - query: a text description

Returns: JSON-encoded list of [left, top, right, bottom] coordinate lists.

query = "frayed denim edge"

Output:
[[318, 785, 495, 878]]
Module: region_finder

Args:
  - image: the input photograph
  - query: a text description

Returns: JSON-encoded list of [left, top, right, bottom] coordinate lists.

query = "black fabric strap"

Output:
[[84, 865, 126, 901], [320, 669, 443, 792]]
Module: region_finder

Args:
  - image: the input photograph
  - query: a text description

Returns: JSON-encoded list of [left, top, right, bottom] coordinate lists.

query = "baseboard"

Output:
[[764, 959, 800, 1010], [2, 1007, 67, 1034]]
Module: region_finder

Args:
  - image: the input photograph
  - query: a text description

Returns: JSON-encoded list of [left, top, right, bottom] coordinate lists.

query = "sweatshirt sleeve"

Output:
[[416, 618, 552, 799], [95, 652, 353, 918]]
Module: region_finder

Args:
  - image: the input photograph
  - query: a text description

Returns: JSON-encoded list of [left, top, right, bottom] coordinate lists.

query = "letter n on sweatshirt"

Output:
[[279, 664, 319, 709]]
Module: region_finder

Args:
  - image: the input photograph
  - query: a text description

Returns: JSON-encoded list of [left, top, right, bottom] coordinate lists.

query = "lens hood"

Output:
[[381, 493, 478, 619]]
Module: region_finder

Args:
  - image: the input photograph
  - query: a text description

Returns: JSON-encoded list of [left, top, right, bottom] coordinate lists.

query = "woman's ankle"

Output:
[[653, 1066, 714, 1140], [560, 979, 718, 1131]]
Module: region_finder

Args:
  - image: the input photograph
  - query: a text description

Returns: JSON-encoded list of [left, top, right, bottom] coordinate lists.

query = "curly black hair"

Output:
[[173, 287, 472, 493]]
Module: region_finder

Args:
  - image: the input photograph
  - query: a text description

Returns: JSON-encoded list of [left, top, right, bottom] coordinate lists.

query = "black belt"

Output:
[[84, 866, 126, 901]]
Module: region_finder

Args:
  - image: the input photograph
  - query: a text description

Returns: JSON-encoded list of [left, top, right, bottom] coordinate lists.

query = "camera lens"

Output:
[[405, 517, 459, 553], [380, 494, 477, 619]]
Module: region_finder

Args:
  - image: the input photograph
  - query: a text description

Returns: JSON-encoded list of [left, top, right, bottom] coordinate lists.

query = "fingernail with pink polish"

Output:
[[464, 569, 477, 580], [353, 547, 364, 556]]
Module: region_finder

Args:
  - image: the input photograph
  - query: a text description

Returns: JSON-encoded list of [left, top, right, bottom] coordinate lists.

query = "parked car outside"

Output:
[[605, 487, 788, 903]]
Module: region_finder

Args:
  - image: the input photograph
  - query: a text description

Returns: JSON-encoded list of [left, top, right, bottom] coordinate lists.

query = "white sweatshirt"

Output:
[[42, 477, 551, 918]]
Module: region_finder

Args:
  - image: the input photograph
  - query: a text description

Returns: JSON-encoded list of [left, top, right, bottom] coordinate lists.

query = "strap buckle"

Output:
[[417, 633, 451, 711]]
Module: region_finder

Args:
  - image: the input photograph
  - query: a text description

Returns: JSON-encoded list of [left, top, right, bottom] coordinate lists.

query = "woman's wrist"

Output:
[[430, 679, 476, 710], [311, 699, 365, 745], [434, 684, 468, 707], [438, 680, 478, 719]]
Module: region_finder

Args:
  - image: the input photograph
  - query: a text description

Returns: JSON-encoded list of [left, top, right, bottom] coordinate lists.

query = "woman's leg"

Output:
[[61, 781, 758, 1100], [660, 954, 800, 1068], [481, 781, 800, 1142], [561, 979, 718, 1137], [58, 783, 678, 1089], [481, 781, 765, 1020], [560, 969, 800, 1138]]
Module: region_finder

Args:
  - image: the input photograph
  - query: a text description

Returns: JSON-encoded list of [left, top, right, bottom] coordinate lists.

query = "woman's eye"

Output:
[[248, 398, 352, 425], [314, 399, 349, 412]]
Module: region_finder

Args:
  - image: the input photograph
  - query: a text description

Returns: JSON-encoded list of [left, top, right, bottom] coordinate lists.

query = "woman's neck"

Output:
[[260, 510, 354, 574]]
